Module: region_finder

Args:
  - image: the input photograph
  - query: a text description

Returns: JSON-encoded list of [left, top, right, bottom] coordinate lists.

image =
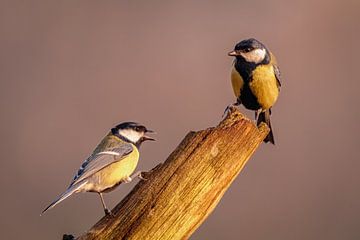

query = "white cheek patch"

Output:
[[118, 129, 143, 143], [241, 48, 266, 64]]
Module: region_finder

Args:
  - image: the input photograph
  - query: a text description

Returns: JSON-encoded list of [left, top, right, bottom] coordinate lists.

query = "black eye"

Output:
[[244, 48, 252, 53]]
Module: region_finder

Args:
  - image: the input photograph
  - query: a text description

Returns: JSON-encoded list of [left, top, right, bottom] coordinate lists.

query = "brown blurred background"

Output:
[[1, 0, 359, 239]]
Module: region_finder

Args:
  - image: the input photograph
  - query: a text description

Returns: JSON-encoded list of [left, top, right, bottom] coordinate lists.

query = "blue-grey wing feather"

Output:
[[70, 144, 133, 186], [273, 64, 281, 90]]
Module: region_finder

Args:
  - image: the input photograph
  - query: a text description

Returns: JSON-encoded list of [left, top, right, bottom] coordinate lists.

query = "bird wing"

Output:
[[69, 143, 133, 186], [270, 52, 281, 90], [273, 64, 281, 89]]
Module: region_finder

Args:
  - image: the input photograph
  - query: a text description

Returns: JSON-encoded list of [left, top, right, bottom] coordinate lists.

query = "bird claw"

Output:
[[222, 102, 239, 119], [130, 171, 148, 181], [138, 172, 147, 181], [104, 208, 114, 217]]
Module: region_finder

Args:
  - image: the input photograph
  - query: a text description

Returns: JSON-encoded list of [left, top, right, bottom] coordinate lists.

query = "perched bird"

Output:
[[42, 122, 155, 216], [228, 38, 281, 144]]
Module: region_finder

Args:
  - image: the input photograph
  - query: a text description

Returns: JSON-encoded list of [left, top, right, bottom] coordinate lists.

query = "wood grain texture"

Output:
[[76, 107, 269, 240]]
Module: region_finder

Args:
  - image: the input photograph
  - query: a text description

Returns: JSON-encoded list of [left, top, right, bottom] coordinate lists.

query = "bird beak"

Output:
[[228, 50, 240, 56], [143, 129, 156, 141], [143, 135, 156, 141]]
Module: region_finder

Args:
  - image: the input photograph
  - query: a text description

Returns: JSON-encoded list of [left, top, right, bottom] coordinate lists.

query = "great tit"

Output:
[[228, 38, 281, 144], [42, 122, 155, 216]]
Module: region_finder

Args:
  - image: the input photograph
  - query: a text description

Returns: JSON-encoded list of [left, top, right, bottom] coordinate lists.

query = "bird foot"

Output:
[[130, 171, 148, 181], [222, 102, 240, 119], [104, 208, 114, 217]]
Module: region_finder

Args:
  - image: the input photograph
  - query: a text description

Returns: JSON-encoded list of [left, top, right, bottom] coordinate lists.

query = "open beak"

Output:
[[143, 136, 155, 141], [228, 50, 240, 56], [143, 129, 156, 141]]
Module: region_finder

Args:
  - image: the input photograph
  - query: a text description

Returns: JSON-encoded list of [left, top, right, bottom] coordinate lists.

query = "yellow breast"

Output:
[[249, 64, 279, 109], [230, 64, 244, 98], [96, 145, 139, 189]]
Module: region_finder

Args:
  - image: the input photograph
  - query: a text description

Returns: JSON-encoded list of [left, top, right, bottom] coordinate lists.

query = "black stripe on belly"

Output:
[[240, 84, 261, 110], [234, 58, 261, 111]]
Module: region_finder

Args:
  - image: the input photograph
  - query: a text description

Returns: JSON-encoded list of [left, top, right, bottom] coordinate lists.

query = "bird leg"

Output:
[[255, 109, 260, 121], [130, 171, 147, 181], [122, 171, 147, 184], [123, 176, 132, 183], [98, 192, 112, 216], [254, 109, 264, 123]]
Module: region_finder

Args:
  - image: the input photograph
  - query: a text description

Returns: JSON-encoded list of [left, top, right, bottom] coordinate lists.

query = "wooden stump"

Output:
[[76, 107, 269, 240]]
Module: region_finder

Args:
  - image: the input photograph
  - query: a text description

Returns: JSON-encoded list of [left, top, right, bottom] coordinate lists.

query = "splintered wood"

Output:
[[76, 107, 269, 240]]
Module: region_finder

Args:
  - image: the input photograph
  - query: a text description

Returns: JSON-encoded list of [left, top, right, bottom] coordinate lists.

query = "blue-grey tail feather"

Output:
[[41, 182, 86, 215]]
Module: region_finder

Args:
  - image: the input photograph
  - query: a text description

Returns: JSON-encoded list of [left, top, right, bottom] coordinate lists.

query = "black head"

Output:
[[228, 38, 269, 64], [234, 38, 265, 52], [111, 122, 155, 145]]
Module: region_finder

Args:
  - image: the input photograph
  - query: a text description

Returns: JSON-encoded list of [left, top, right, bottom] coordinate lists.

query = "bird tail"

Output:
[[257, 109, 275, 144], [41, 181, 87, 215]]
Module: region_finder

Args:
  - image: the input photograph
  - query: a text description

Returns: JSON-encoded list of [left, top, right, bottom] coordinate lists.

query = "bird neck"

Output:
[[234, 52, 271, 82], [135, 141, 143, 149], [234, 58, 256, 82]]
